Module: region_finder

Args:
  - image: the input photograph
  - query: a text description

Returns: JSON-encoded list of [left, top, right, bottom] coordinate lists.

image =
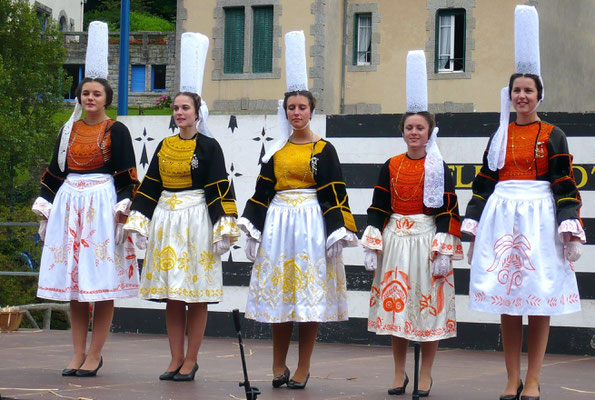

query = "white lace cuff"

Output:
[[114, 198, 132, 216], [123, 210, 150, 237], [431, 233, 464, 260], [237, 217, 261, 242], [326, 227, 359, 249], [32, 197, 52, 219], [461, 218, 479, 236], [558, 219, 586, 244], [213, 216, 241, 244], [361, 225, 383, 251]]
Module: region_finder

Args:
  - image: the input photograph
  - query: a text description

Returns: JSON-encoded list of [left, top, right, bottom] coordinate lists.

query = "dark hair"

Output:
[[398, 111, 436, 133], [508, 73, 543, 100], [282, 90, 317, 117], [75, 77, 113, 107], [173, 91, 202, 119]]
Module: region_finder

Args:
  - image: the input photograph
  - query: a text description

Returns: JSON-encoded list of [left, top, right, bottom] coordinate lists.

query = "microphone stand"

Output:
[[412, 342, 421, 400], [232, 309, 260, 400]]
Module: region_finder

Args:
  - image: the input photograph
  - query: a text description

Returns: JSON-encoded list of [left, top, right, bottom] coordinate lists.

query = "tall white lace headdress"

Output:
[[487, 5, 542, 171], [262, 30, 309, 164], [58, 21, 109, 172], [180, 32, 212, 137], [406, 50, 444, 208]]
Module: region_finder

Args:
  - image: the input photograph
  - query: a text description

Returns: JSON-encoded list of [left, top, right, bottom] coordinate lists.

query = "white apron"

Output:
[[469, 180, 581, 315], [245, 189, 348, 323]]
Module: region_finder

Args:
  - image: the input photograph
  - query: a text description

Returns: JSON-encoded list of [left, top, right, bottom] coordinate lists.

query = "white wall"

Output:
[[30, 0, 84, 31]]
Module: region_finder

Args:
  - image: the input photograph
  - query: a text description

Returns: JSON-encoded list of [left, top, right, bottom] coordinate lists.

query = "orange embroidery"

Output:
[[380, 270, 410, 318]]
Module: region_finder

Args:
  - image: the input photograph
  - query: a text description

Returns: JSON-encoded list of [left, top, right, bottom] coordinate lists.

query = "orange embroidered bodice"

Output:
[[389, 154, 425, 215], [67, 120, 114, 171], [499, 122, 553, 181]]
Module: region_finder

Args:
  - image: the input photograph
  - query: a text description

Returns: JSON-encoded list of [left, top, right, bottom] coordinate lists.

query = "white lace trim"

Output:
[[487, 87, 511, 171], [213, 216, 241, 244], [326, 227, 358, 249], [431, 233, 464, 260], [558, 219, 586, 244], [423, 126, 444, 208], [361, 225, 383, 251], [237, 217, 261, 242], [114, 199, 132, 216], [32, 197, 52, 219], [461, 218, 479, 236]]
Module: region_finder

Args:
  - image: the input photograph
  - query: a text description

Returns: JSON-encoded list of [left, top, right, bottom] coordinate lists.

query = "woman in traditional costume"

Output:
[[124, 33, 239, 382], [362, 51, 463, 397], [32, 22, 139, 377], [238, 31, 358, 390], [462, 7, 584, 400]]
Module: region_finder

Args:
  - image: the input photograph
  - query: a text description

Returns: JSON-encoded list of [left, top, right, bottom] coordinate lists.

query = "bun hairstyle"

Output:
[[173, 91, 202, 118], [399, 111, 436, 133], [282, 90, 316, 117], [75, 77, 114, 107], [508, 73, 543, 100]]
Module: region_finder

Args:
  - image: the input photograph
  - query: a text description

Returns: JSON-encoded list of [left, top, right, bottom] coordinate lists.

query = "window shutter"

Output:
[[224, 7, 245, 74], [131, 65, 146, 92], [252, 6, 273, 73], [353, 14, 359, 65]]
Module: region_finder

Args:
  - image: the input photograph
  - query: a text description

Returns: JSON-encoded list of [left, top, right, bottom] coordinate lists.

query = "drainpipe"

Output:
[[340, 0, 347, 114]]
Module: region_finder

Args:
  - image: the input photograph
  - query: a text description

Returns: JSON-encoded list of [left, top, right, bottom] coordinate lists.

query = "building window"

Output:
[[151, 65, 166, 92], [224, 7, 245, 74], [131, 65, 146, 92], [64, 64, 84, 100], [435, 9, 466, 73], [59, 16, 68, 32], [252, 6, 273, 73], [353, 13, 372, 65]]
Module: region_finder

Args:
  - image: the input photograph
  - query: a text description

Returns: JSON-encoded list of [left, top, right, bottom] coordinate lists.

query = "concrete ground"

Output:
[[0, 330, 593, 400]]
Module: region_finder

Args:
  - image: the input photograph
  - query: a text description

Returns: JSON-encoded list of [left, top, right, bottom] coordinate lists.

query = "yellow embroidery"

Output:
[[158, 135, 195, 189], [277, 193, 315, 206], [154, 246, 177, 271], [164, 193, 183, 210]]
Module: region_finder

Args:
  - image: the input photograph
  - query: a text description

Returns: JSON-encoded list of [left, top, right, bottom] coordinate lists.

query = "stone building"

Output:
[[62, 31, 177, 107], [31, 0, 83, 32], [177, 0, 595, 114]]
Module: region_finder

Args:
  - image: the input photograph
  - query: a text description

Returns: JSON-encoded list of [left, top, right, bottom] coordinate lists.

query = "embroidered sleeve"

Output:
[[241, 159, 277, 234], [114, 198, 132, 216], [327, 227, 359, 249], [315, 141, 357, 236], [431, 233, 464, 260], [110, 122, 140, 202], [32, 197, 52, 219], [237, 217, 262, 241], [465, 139, 499, 221], [202, 138, 238, 225], [433, 164, 462, 237], [461, 218, 479, 236], [361, 225, 383, 251], [558, 219, 586, 244], [124, 210, 151, 237], [548, 126, 582, 225], [130, 141, 163, 220], [367, 160, 392, 232], [39, 129, 67, 203], [212, 216, 241, 245]]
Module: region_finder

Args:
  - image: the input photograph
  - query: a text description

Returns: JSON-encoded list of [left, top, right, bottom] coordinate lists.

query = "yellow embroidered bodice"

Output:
[[273, 141, 325, 191], [158, 135, 195, 189]]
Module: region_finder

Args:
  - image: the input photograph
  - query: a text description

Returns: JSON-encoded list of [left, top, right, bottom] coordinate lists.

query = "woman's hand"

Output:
[[432, 253, 452, 276], [363, 248, 378, 271], [213, 237, 231, 256], [565, 238, 583, 262], [133, 233, 147, 250], [38, 218, 48, 241], [245, 238, 259, 262], [467, 240, 475, 265], [327, 241, 344, 259]]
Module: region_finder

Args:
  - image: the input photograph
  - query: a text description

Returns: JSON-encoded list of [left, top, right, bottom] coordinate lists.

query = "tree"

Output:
[[0, 0, 69, 208], [84, 0, 176, 31]]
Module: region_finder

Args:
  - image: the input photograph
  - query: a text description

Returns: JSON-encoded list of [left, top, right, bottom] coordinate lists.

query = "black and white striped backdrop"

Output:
[[114, 113, 594, 355]]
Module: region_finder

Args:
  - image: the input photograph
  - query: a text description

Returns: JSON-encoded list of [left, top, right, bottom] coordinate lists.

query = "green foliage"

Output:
[[0, 0, 70, 208], [85, 0, 175, 31]]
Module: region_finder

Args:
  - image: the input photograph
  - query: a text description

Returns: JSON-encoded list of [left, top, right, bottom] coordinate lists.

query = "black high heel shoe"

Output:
[[287, 373, 310, 389], [173, 363, 199, 381], [500, 380, 523, 400], [75, 357, 103, 377], [272, 367, 290, 388], [388, 374, 409, 395], [418, 378, 433, 398], [61, 368, 78, 377], [159, 364, 182, 381], [520, 384, 540, 400]]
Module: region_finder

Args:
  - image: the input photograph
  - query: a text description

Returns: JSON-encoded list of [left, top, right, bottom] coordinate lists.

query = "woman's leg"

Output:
[[391, 336, 409, 388], [293, 322, 319, 382], [272, 322, 293, 378], [79, 300, 114, 370], [66, 300, 90, 369], [500, 314, 523, 396], [420, 340, 439, 390], [165, 300, 187, 372], [522, 316, 550, 397], [182, 302, 208, 374]]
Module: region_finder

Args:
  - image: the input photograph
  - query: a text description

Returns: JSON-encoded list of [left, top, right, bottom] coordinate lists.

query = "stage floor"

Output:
[[1, 330, 593, 399]]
